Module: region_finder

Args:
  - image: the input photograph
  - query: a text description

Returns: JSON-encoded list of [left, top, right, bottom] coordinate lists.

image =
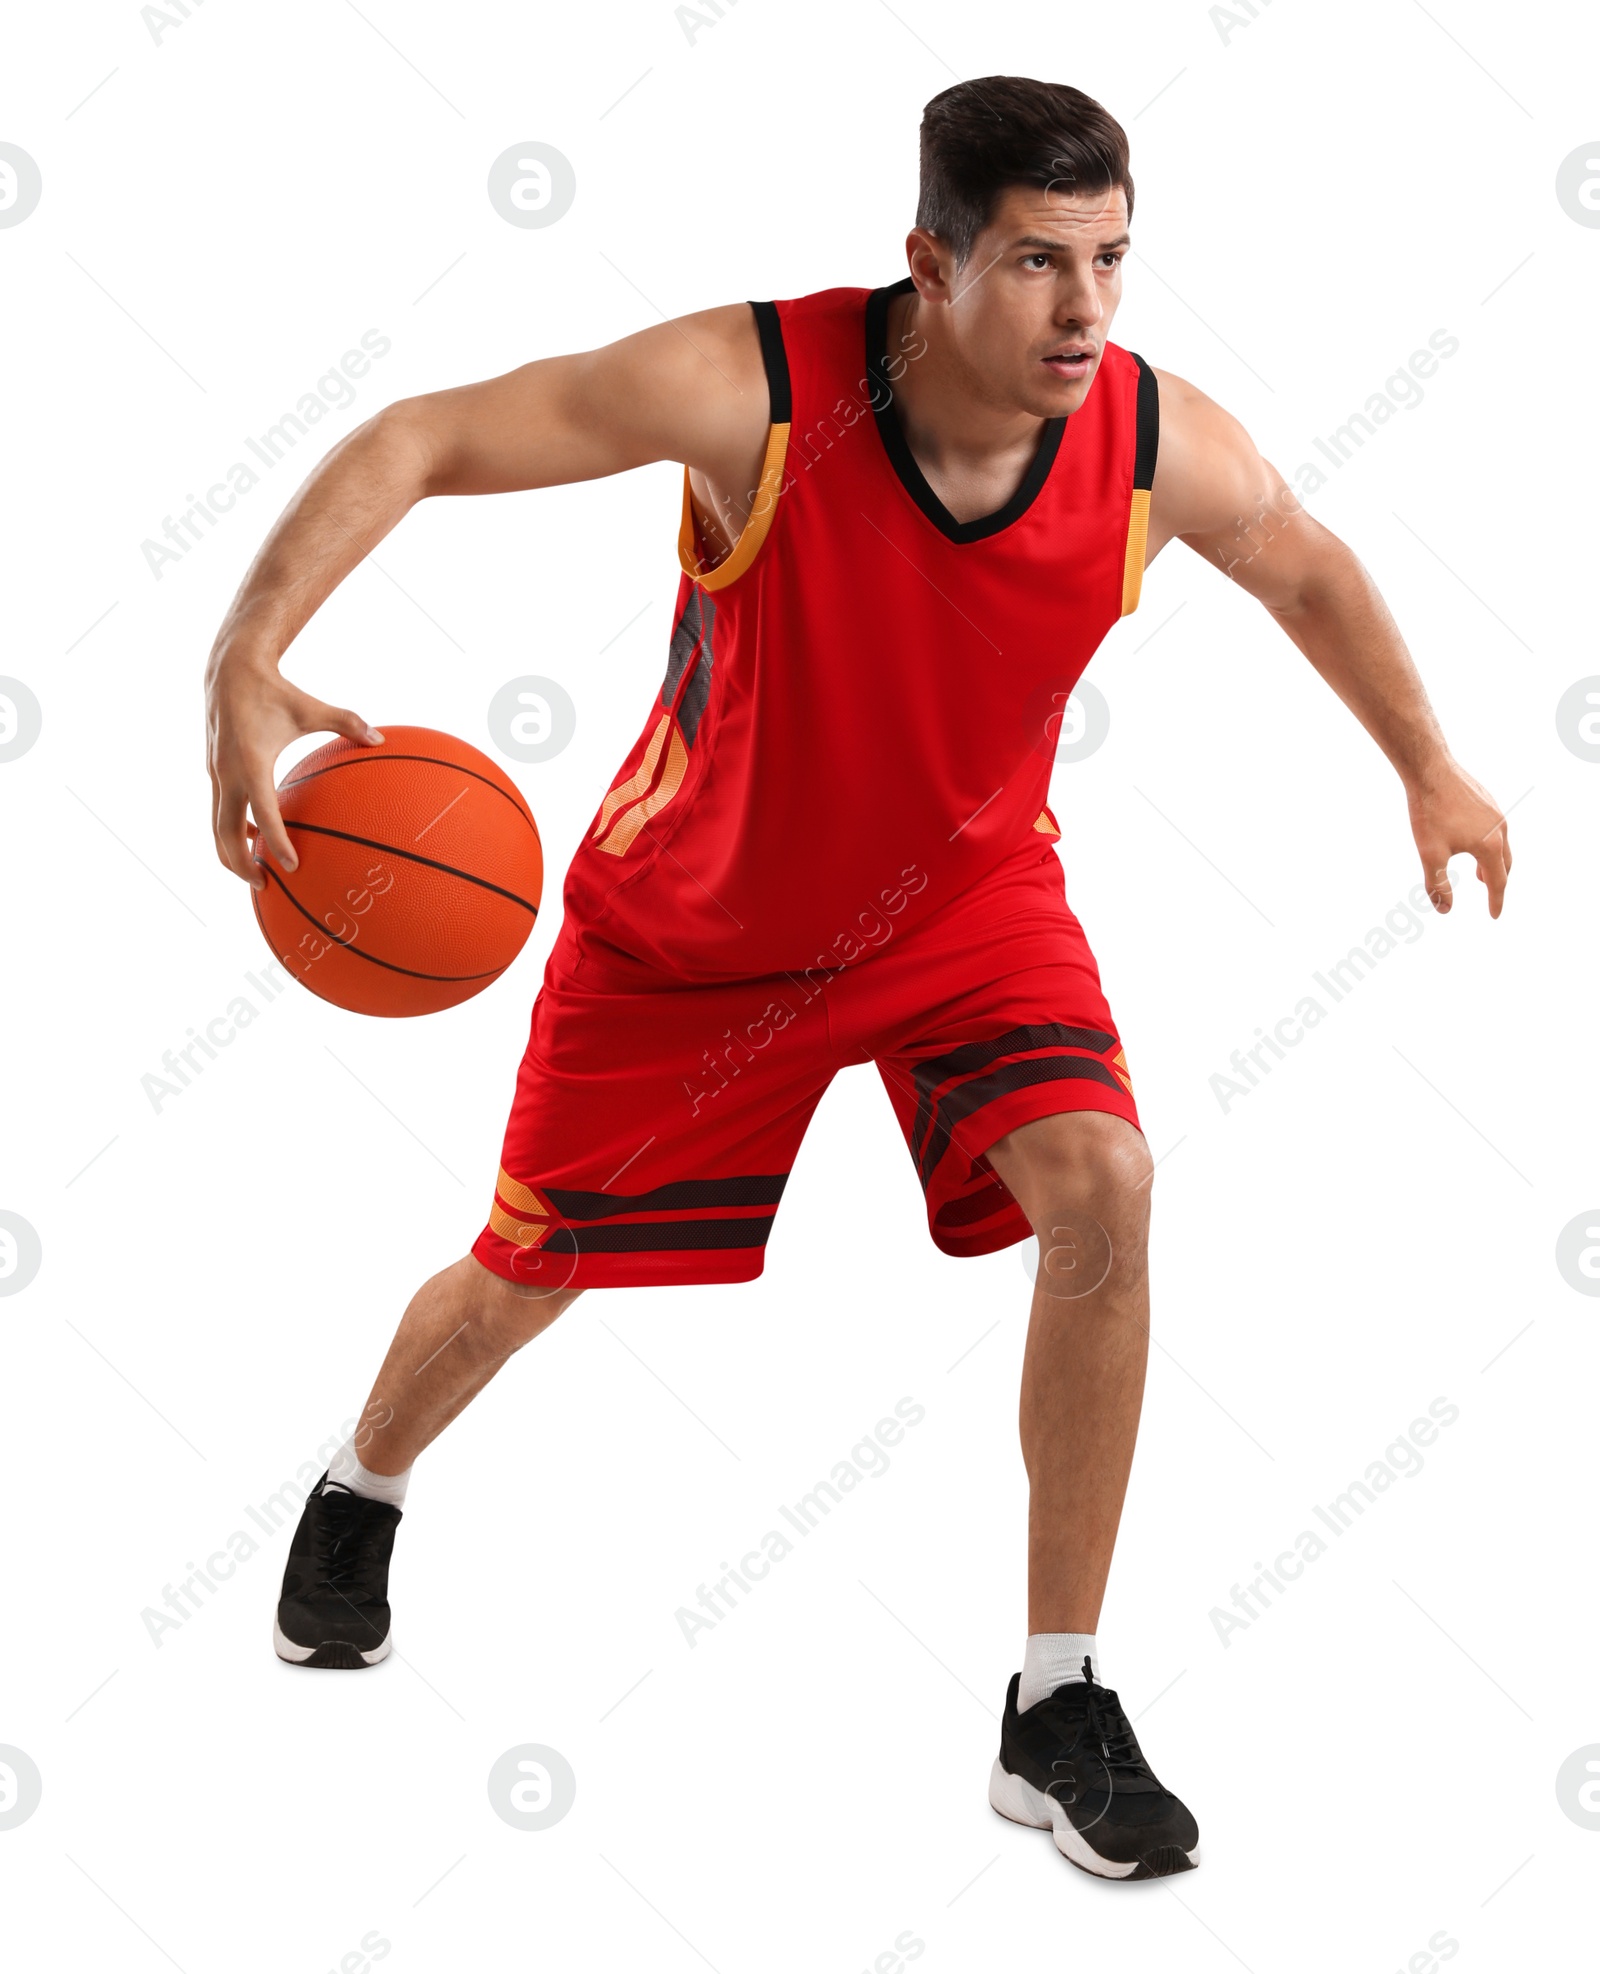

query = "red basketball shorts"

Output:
[[471, 841, 1140, 1291]]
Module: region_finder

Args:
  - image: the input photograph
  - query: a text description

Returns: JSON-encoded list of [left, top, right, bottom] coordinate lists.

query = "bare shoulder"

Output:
[[1147, 365, 1282, 552], [580, 300, 770, 477], [622, 300, 766, 400]]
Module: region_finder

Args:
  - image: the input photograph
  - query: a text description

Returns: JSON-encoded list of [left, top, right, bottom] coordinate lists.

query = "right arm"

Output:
[[205, 306, 767, 887]]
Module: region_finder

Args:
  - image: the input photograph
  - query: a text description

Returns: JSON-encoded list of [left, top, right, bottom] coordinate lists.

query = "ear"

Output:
[[904, 227, 958, 305]]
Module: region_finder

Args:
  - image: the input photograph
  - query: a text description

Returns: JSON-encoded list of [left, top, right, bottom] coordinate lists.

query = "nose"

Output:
[[1055, 254, 1105, 332]]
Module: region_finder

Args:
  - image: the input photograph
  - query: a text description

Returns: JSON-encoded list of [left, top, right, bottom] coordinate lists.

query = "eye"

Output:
[[1098, 251, 1125, 269], [1022, 253, 1052, 270]]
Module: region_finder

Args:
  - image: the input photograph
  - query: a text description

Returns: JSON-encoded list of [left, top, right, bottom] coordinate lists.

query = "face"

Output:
[[913, 182, 1130, 416]]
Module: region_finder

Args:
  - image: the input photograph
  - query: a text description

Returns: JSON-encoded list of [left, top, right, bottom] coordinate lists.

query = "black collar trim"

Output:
[[864, 275, 1067, 544]]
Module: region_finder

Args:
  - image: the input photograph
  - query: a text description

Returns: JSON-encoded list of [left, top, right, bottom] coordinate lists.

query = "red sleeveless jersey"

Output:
[[563, 275, 1158, 982]]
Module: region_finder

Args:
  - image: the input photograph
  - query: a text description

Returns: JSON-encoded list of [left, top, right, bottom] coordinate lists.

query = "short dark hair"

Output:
[[917, 77, 1133, 268]]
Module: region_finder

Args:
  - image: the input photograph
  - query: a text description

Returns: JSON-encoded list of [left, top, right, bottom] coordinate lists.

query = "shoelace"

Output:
[[313, 1500, 381, 1601], [1076, 1658, 1146, 1775]]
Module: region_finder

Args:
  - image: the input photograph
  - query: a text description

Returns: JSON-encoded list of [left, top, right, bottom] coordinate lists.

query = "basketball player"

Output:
[[203, 78, 1509, 1878]]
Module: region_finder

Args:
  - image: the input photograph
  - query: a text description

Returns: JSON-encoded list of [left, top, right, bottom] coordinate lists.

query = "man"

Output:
[[204, 76, 1509, 1880]]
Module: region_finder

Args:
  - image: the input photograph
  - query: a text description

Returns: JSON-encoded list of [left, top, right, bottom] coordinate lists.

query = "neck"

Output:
[[886, 286, 1048, 469]]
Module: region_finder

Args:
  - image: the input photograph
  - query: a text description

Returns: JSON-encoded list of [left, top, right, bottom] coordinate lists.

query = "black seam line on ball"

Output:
[[259, 864, 505, 982], [281, 822, 540, 915], [281, 752, 538, 834], [252, 881, 477, 1017]]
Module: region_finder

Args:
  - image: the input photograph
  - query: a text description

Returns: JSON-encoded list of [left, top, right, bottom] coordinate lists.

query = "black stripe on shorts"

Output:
[[545, 1174, 788, 1222], [909, 1022, 1117, 1173], [916, 1051, 1125, 1186], [571, 1215, 777, 1255]]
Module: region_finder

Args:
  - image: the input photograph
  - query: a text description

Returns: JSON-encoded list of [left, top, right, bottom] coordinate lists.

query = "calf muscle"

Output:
[[353, 1257, 581, 1477]]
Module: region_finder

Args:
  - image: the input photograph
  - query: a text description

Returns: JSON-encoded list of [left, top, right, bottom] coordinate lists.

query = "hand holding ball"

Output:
[[251, 726, 543, 1016]]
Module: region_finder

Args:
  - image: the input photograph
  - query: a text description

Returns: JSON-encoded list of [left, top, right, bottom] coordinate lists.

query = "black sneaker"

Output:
[[989, 1662, 1200, 1878], [273, 1473, 400, 1669]]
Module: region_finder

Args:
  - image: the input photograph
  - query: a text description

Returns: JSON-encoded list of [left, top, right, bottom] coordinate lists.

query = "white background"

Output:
[[2, 0, 1597, 1967]]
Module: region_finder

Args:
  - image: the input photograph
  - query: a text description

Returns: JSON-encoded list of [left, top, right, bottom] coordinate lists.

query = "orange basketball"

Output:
[[251, 725, 543, 1017]]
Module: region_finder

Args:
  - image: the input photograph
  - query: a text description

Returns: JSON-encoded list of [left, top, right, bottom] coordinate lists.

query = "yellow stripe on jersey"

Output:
[[1121, 487, 1151, 616], [594, 714, 672, 839], [597, 723, 689, 856]]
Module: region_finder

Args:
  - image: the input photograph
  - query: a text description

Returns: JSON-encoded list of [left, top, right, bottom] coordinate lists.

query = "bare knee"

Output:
[[989, 1111, 1154, 1242], [989, 1116, 1151, 1310]]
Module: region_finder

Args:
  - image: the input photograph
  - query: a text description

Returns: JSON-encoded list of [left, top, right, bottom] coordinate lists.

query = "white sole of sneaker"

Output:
[[272, 1617, 390, 1667], [988, 1757, 1199, 1879]]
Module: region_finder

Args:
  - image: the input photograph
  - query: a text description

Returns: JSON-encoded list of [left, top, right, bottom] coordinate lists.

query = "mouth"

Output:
[[1041, 345, 1096, 382]]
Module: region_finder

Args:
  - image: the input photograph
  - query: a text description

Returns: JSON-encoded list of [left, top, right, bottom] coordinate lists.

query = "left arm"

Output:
[[1145, 368, 1511, 917]]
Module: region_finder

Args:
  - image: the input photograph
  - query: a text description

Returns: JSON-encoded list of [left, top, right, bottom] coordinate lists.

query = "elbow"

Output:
[[1264, 582, 1317, 624], [369, 397, 443, 499]]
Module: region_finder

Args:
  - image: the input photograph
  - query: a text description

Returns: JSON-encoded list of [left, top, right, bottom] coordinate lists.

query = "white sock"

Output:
[[1017, 1632, 1099, 1711], [325, 1436, 411, 1511]]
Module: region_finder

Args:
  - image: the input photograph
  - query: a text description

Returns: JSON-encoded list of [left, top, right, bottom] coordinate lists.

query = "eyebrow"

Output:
[[1012, 232, 1131, 253]]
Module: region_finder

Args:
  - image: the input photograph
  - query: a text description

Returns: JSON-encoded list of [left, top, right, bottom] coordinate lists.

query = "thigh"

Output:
[[855, 849, 1141, 1259], [472, 931, 835, 1291]]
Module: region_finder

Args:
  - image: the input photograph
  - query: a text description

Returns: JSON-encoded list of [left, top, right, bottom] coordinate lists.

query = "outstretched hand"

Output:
[[1407, 759, 1511, 918]]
